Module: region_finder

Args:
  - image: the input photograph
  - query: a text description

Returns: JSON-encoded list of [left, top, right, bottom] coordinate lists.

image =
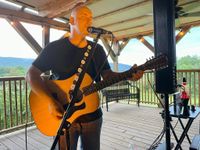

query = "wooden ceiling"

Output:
[[1, 0, 200, 40]]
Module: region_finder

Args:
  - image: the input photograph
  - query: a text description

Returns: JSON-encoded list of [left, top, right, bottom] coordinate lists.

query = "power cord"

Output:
[[146, 73, 178, 149]]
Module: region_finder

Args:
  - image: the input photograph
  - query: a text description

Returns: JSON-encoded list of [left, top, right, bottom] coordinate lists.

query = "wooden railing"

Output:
[[0, 69, 200, 133], [0, 77, 33, 134], [132, 69, 200, 106]]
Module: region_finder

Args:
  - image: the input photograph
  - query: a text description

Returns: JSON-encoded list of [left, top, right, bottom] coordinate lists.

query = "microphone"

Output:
[[87, 27, 112, 34]]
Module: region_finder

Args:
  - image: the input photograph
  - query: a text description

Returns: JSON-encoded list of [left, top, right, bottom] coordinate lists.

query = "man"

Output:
[[26, 3, 143, 150]]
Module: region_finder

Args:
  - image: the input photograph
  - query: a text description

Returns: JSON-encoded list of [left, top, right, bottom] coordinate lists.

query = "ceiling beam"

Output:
[[112, 24, 149, 33], [93, 0, 151, 20], [6, 19, 42, 54], [176, 26, 191, 44], [38, 0, 87, 18], [137, 36, 154, 53], [0, 6, 69, 30], [6, 0, 36, 9], [46, 0, 96, 19], [116, 20, 200, 40], [100, 37, 117, 62], [118, 38, 130, 55], [100, 15, 152, 29], [179, 0, 200, 12]]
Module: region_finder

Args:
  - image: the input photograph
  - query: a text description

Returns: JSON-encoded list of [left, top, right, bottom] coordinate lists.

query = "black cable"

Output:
[[87, 33, 115, 87], [146, 73, 165, 149]]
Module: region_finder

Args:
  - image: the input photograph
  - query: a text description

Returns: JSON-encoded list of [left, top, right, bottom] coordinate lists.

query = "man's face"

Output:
[[73, 6, 92, 36]]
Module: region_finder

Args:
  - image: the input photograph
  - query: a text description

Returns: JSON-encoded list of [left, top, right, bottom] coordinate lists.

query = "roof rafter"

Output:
[[137, 36, 154, 53], [116, 20, 200, 40], [100, 15, 152, 29], [0, 6, 69, 30], [93, 0, 151, 20], [6, 19, 42, 54], [176, 26, 191, 43], [38, 0, 87, 18]]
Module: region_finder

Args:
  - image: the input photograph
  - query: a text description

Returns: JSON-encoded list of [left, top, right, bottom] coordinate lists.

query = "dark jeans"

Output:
[[67, 117, 103, 150]]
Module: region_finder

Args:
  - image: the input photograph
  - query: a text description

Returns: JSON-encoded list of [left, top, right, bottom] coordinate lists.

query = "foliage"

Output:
[[177, 55, 200, 69], [0, 56, 200, 130], [0, 67, 27, 77]]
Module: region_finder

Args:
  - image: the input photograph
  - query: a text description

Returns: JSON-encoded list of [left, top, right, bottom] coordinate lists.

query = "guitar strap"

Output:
[[69, 42, 95, 101], [62, 42, 95, 150]]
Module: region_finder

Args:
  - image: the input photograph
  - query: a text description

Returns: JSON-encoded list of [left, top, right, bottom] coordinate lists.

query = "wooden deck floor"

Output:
[[0, 103, 200, 150]]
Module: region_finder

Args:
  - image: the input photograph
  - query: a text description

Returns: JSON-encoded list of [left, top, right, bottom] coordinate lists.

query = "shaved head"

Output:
[[71, 3, 91, 18], [68, 3, 93, 45]]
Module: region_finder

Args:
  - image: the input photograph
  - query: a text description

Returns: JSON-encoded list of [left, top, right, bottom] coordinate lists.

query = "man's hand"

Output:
[[48, 99, 64, 118], [130, 64, 144, 81]]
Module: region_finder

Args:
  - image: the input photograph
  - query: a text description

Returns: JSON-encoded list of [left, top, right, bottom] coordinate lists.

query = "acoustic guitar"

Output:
[[29, 54, 168, 136]]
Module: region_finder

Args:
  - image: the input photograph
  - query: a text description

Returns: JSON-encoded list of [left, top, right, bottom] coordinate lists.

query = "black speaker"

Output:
[[153, 0, 177, 94]]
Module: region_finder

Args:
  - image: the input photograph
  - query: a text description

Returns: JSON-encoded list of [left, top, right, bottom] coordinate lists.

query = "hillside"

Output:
[[0, 57, 34, 69], [0, 57, 131, 71], [109, 63, 131, 72]]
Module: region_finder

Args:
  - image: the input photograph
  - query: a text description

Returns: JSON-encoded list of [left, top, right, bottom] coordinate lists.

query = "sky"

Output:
[[0, 18, 200, 66]]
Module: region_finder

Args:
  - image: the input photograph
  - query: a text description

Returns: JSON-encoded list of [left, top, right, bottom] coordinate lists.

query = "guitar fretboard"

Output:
[[81, 54, 167, 96], [82, 65, 145, 96]]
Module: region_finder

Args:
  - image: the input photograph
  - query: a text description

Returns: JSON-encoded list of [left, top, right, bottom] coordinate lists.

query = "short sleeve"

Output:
[[32, 43, 55, 72]]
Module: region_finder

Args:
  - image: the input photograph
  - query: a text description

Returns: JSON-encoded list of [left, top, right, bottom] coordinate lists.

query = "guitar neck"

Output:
[[83, 65, 144, 96]]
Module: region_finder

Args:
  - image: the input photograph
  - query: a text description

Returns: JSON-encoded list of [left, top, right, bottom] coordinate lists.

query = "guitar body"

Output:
[[29, 73, 100, 136], [29, 54, 168, 136]]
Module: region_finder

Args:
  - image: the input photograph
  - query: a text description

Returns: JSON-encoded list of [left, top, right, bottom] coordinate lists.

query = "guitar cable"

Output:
[[91, 34, 115, 82], [146, 73, 165, 149], [146, 73, 178, 149]]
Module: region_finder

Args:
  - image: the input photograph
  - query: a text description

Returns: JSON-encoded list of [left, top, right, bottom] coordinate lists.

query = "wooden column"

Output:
[[42, 25, 50, 48]]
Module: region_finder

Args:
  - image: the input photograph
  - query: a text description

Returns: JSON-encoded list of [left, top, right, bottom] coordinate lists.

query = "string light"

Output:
[[10, 21, 14, 26], [180, 30, 184, 36], [139, 37, 144, 42]]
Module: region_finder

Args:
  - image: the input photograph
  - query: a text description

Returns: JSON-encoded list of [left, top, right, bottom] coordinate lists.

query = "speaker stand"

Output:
[[164, 93, 171, 150]]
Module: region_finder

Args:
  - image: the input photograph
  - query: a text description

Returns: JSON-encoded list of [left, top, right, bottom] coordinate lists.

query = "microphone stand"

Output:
[[50, 33, 101, 150]]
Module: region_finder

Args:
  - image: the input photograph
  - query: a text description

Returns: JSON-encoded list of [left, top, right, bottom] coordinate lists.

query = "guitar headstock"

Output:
[[143, 54, 168, 71]]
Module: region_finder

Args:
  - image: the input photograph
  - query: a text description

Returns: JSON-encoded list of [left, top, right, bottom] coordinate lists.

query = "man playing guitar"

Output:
[[26, 3, 143, 150]]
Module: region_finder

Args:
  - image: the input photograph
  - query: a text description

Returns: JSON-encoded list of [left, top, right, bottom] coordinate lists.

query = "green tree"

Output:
[[0, 66, 26, 77], [177, 55, 200, 69]]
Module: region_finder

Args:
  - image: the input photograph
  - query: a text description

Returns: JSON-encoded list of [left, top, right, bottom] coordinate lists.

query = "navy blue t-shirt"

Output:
[[33, 37, 110, 82]]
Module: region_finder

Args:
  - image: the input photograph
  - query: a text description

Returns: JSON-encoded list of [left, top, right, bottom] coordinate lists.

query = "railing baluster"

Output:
[[25, 81, 28, 123], [8, 80, 13, 127], [19, 80, 23, 124], [14, 80, 18, 126], [189, 72, 192, 105], [141, 74, 143, 103], [198, 71, 200, 106], [194, 72, 196, 106], [3, 81, 7, 129], [0, 71, 200, 133]]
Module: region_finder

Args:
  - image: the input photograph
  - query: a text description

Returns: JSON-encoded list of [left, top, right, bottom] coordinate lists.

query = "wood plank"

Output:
[[16, 130, 50, 149], [0, 141, 10, 150], [0, 103, 200, 149], [0, 138, 23, 150], [0, 6, 68, 30]]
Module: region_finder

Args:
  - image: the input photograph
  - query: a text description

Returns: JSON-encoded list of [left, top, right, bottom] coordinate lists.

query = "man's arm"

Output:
[[101, 65, 144, 81], [26, 65, 64, 117]]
